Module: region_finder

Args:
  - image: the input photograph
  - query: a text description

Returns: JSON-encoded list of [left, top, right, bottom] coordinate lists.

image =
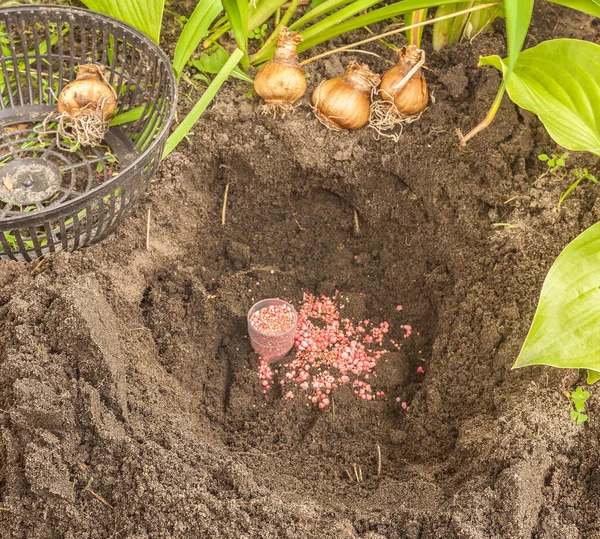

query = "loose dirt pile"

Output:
[[1, 4, 599, 538]]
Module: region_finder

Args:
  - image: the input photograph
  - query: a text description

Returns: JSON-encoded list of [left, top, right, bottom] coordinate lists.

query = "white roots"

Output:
[[35, 97, 111, 152], [261, 100, 301, 118], [368, 91, 424, 142]]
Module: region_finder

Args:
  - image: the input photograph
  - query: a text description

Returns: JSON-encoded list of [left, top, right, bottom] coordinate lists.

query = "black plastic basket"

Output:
[[0, 5, 177, 261]]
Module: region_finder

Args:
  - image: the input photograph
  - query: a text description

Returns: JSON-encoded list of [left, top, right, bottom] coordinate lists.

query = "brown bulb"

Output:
[[57, 64, 117, 120], [312, 61, 380, 130], [379, 45, 428, 116], [254, 28, 306, 114]]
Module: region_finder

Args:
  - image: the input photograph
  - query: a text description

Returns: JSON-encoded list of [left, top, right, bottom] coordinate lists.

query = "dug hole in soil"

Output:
[[2, 4, 600, 538]]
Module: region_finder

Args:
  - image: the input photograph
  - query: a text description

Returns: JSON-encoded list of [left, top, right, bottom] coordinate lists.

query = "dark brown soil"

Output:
[[2, 3, 600, 538]]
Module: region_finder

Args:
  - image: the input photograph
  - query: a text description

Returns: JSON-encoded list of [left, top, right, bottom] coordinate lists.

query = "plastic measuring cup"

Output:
[[247, 298, 297, 362]]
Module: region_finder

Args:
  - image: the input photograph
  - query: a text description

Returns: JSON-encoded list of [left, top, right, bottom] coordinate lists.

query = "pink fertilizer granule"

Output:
[[257, 292, 414, 408], [250, 303, 296, 335]]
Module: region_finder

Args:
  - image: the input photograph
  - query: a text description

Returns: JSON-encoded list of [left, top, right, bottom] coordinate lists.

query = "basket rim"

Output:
[[0, 4, 178, 228]]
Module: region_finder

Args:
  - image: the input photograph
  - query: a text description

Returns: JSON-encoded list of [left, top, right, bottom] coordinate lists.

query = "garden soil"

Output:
[[2, 3, 600, 538]]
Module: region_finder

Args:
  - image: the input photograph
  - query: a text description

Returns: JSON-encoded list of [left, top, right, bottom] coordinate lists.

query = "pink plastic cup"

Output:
[[248, 298, 297, 362]]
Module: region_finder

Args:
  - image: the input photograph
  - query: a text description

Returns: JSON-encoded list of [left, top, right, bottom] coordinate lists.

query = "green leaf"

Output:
[[538, 154, 549, 162], [547, 0, 600, 17], [405, 9, 427, 47], [290, 0, 356, 30], [572, 387, 590, 411], [109, 105, 146, 127], [577, 413, 588, 424], [466, 2, 504, 39], [432, 4, 457, 51], [80, 0, 165, 43], [190, 48, 253, 83], [296, 0, 461, 54], [571, 410, 580, 422], [222, 0, 249, 65], [503, 0, 534, 77], [173, 0, 223, 80], [480, 39, 600, 156], [514, 220, 600, 371], [588, 370, 600, 385], [163, 48, 244, 158]]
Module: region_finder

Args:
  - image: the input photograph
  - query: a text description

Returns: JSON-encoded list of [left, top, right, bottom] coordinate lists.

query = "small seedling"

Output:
[[538, 152, 569, 175], [248, 23, 268, 46], [558, 168, 598, 208], [568, 387, 589, 424]]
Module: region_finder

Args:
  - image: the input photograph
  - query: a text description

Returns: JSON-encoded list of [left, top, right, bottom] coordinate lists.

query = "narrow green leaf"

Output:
[[109, 105, 147, 126], [514, 220, 600, 371], [297, 0, 461, 53], [405, 9, 427, 47], [481, 39, 600, 156], [503, 0, 534, 77], [81, 0, 165, 43], [289, 0, 356, 30], [173, 0, 223, 80], [432, 4, 457, 51], [163, 48, 243, 158], [249, 0, 288, 29], [298, 0, 383, 44], [445, 1, 472, 46], [466, 2, 504, 39], [547, 0, 600, 17], [222, 0, 249, 63]]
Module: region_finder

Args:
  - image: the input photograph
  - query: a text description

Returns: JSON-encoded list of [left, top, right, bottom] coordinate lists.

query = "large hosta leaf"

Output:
[[481, 39, 600, 156], [514, 222, 600, 370], [547, 0, 600, 18], [81, 0, 165, 42]]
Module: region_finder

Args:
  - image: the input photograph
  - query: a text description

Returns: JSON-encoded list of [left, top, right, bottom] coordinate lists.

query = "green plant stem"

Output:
[[251, 0, 301, 63], [163, 49, 243, 158], [456, 80, 505, 145], [205, 0, 288, 48], [298, 1, 500, 65]]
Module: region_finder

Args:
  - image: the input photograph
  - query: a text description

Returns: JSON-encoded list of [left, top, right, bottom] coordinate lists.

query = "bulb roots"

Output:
[[36, 96, 112, 151], [368, 94, 424, 141], [368, 46, 428, 140], [261, 101, 300, 117]]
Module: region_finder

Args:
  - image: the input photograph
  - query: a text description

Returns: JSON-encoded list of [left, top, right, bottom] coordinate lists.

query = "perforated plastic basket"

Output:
[[0, 5, 177, 261]]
